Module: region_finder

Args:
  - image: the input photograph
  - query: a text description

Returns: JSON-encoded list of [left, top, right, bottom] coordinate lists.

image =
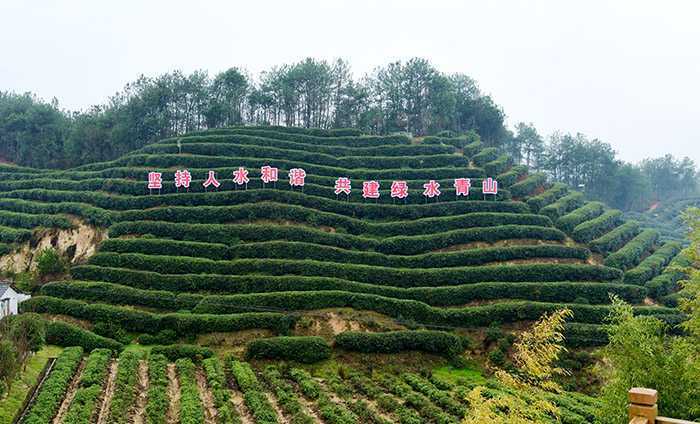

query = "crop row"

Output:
[[63, 348, 112, 424], [376, 373, 455, 423], [495, 164, 528, 187], [288, 368, 358, 424], [540, 192, 585, 220], [21, 347, 84, 424], [108, 221, 562, 254], [246, 336, 331, 363], [86, 253, 619, 287], [261, 365, 315, 424], [145, 354, 169, 424], [153, 132, 451, 156], [588, 221, 641, 254], [229, 360, 278, 424], [526, 183, 568, 212], [422, 135, 480, 151], [100, 238, 588, 269], [624, 242, 682, 284], [556, 202, 606, 234], [603, 229, 659, 270], [78, 153, 485, 181], [3, 188, 526, 219], [510, 172, 548, 199], [176, 358, 205, 424], [108, 350, 143, 424], [0, 175, 515, 203], [172, 127, 401, 146], [141, 142, 469, 170], [0, 225, 32, 243], [45, 278, 646, 310], [348, 372, 422, 423], [402, 373, 466, 416], [571, 210, 624, 243], [118, 204, 550, 237], [0, 210, 72, 230], [23, 296, 295, 336], [483, 154, 512, 176], [46, 320, 123, 351], [202, 357, 240, 424]]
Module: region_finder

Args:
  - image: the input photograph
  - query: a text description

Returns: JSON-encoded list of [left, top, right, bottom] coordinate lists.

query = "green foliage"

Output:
[[246, 336, 331, 363], [229, 360, 278, 424], [261, 365, 313, 424], [63, 348, 112, 424], [108, 350, 144, 424], [570, 210, 624, 243], [497, 164, 528, 187], [22, 347, 83, 424], [0, 341, 19, 398], [603, 229, 659, 271], [45, 320, 123, 351], [472, 147, 499, 166], [151, 344, 214, 363], [624, 241, 682, 284], [202, 357, 240, 424], [556, 202, 606, 234], [334, 330, 467, 357], [35, 247, 68, 278], [510, 173, 547, 198], [24, 296, 295, 336], [145, 354, 169, 424], [484, 155, 512, 176], [526, 183, 568, 212], [540, 192, 585, 220], [596, 298, 700, 422], [175, 358, 205, 424], [588, 221, 641, 254]]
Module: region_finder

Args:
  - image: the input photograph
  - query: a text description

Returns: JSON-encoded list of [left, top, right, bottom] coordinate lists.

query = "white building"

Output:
[[0, 283, 31, 320]]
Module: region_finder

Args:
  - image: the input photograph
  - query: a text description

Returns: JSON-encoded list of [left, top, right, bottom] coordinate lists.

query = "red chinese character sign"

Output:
[[174, 170, 191, 190], [423, 180, 441, 199], [233, 167, 250, 189], [260, 166, 279, 186], [482, 177, 498, 196], [454, 178, 471, 197], [203, 170, 220, 190], [289, 168, 306, 189], [390, 181, 408, 203], [363, 181, 380, 199], [334, 177, 351, 196], [147, 172, 162, 193]]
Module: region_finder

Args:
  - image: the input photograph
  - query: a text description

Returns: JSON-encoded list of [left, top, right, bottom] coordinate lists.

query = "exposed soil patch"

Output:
[[96, 360, 118, 424], [263, 390, 289, 424], [433, 238, 559, 252], [52, 359, 85, 424], [227, 384, 254, 424], [166, 363, 181, 424], [132, 360, 149, 424], [492, 257, 585, 265], [195, 368, 218, 424]]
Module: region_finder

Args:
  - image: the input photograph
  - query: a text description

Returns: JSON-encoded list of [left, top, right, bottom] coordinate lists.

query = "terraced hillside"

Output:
[[0, 126, 685, 347]]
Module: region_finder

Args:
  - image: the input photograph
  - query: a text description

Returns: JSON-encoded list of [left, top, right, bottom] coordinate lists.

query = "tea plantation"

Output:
[[1, 126, 688, 422]]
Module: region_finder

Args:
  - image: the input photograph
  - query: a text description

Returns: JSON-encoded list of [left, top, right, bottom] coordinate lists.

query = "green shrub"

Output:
[[603, 229, 659, 270], [36, 247, 68, 278], [45, 321, 123, 351], [176, 358, 205, 424], [472, 147, 499, 166], [22, 347, 83, 424], [138, 329, 178, 345], [229, 361, 278, 424], [589, 221, 641, 254], [556, 202, 606, 233], [108, 350, 144, 424], [484, 155, 512, 176], [85, 253, 618, 287], [526, 183, 568, 212], [540, 192, 585, 220], [335, 330, 467, 357], [624, 242, 682, 284], [145, 354, 169, 424], [151, 344, 214, 363], [497, 165, 528, 187], [246, 336, 331, 363], [0, 225, 32, 243], [510, 173, 547, 198], [571, 210, 624, 243]]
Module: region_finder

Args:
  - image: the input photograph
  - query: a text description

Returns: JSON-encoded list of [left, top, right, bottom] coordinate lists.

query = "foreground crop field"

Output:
[[15, 346, 600, 424]]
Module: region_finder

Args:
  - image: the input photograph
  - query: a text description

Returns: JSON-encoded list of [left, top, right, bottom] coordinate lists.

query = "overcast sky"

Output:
[[1, 0, 698, 163]]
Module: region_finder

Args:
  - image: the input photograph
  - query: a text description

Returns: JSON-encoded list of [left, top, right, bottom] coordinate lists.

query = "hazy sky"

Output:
[[1, 0, 698, 163]]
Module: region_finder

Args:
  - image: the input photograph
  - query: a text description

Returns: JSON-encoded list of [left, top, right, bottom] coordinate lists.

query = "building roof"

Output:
[[0, 283, 10, 298]]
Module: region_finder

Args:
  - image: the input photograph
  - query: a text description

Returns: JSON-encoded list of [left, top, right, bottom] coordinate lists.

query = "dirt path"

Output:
[[166, 363, 181, 424], [132, 360, 150, 424], [290, 390, 323, 423], [227, 382, 254, 424], [195, 368, 218, 424], [52, 359, 85, 424], [96, 360, 118, 424]]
